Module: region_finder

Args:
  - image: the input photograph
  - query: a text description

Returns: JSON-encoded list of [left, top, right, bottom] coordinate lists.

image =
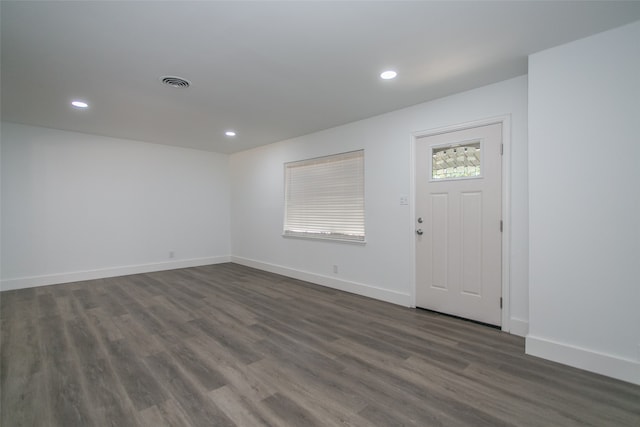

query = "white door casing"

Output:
[[415, 122, 503, 326]]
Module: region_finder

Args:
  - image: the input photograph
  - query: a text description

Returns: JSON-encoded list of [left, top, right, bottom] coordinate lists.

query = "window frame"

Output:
[[429, 138, 485, 182]]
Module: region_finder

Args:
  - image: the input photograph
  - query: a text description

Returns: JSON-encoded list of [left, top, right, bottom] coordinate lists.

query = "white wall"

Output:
[[527, 21, 640, 385], [230, 76, 529, 335], [1, 122, 231, 290]]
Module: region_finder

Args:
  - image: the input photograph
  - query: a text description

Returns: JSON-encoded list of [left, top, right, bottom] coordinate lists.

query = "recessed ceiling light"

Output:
[[225, 131, 236, 137], [71, 100, 89, 108], [380, 70, 397, 80]]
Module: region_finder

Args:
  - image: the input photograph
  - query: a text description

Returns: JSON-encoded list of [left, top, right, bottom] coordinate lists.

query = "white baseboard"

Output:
[[231, 256, 412, 307], [526, 335, 640, 386], [0, 256, 231, 291], [509, 318, 529, 337]]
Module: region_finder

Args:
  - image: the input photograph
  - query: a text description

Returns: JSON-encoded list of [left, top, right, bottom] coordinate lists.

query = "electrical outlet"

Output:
[[399, 195, 409, 205], [333, 265, 338, 274]]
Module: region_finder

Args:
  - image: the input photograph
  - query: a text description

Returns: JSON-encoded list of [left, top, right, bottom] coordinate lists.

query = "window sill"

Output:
[[282, 233, 366, 245]]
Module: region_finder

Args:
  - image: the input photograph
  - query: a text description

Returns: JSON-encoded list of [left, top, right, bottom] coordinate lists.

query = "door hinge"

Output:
[[500, 297, 503, 309], [500, 144, 504, 155], [500, 220, 503, 232]]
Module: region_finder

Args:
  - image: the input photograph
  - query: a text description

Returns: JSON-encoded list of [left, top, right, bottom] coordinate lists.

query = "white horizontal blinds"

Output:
[[284, 150, 365, 241]]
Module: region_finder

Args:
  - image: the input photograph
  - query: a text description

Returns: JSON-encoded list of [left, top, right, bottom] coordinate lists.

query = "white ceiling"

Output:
[[2, 1, 640, 154]]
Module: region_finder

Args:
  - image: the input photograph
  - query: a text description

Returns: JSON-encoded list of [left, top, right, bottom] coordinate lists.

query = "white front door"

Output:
[[415, 123, 502, 326]]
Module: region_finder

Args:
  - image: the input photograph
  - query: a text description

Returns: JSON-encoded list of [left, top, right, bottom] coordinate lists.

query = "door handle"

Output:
[[416, 229, 424, 235]]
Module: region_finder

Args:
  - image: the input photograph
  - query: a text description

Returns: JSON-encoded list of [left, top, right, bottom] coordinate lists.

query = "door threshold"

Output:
[[415, 307, 501, 330]]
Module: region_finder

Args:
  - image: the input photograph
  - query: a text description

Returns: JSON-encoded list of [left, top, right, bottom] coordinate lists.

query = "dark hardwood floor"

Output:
[[1, 263, 639, 426]]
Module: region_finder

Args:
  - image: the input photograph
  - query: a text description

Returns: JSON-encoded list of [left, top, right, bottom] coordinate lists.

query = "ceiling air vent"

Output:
[[161, 76, 191, 88]]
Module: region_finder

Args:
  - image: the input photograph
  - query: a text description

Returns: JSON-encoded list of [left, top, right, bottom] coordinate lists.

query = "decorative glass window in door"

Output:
[[432, 141, 481, 180]]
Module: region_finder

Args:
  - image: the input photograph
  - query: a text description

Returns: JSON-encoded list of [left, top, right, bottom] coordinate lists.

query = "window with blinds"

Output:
[[284, 150, 365, 242]]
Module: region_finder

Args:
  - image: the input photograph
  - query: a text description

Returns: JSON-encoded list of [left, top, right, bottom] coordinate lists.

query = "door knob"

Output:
[[417, 217, 423, 223], [416, 229, 424, 235]]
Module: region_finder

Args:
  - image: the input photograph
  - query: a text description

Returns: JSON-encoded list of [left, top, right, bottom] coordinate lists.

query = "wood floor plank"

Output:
[[86, 307, 125, 342], [137, 274, 207, 314], [248, 357, 372, 427], [386, 353, 567, 427], [185, 334, 277, 402], [94, 289, 129, 318], [138, 400, 193, 427], [251, 324, 346, 375], [38, 314, 96, 426], [143, 351, 235, 427], [208, 386, 271, 427], [261, 392, 324, 427], [66, 313, 140, 427], [188, 316, 263, 364], [102, 338, 168, 411], [2, 262, 639, 426], [199, 294, 259, 327], [461, 362, 627, 426], [0, 295, 49, 427], [71, 287, 100, 310], [338, 352, 496, 427], [164, 340, 227, 392], [53, 295, 77, 322], [109, 314, 162, 357]]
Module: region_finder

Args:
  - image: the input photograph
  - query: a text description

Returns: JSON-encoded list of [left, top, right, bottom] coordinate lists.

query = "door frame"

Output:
[[409, 115, 512, 332]]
